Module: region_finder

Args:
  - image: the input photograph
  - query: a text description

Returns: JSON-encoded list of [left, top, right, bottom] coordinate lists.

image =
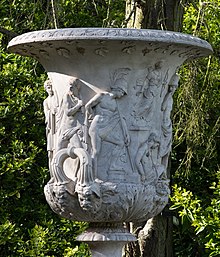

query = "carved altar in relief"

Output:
[[8, 28, 212, 257]]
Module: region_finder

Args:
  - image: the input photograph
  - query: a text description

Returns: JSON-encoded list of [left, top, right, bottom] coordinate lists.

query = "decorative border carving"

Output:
[[8, 28, 213, 57]]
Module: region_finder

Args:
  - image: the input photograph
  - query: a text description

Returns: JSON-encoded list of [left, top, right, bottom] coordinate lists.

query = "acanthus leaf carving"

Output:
[[94, 47, 109, 56]]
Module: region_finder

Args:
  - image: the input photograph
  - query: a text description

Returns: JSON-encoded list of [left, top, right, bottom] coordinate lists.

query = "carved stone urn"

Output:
[[8, 28, 212, 256]]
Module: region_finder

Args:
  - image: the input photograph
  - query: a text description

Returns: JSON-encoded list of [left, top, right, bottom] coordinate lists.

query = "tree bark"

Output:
[[125, 0, 186, 31], [125, 211, 173, 257]]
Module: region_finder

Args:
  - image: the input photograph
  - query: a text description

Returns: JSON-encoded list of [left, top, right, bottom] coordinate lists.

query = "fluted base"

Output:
[[77, 223, 136, 257]]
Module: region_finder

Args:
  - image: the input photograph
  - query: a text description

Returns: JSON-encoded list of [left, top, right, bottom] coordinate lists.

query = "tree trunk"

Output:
[[124, 1, 186, 256], [124, 211, 173, 257], [125, 0, 186, 31]]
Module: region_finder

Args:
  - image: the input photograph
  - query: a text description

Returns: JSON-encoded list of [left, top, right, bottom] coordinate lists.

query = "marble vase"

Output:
[[8, 28, 212, 257]]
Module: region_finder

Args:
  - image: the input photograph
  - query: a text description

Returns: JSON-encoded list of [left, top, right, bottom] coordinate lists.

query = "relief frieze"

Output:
[[42, 63, 176, 222]]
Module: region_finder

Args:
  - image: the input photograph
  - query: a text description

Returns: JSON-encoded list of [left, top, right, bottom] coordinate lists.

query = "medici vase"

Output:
[[8, 28, 212, 257]]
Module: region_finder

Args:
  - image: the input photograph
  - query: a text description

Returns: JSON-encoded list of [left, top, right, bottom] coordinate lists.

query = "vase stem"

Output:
[[77, 222, 136, 257]]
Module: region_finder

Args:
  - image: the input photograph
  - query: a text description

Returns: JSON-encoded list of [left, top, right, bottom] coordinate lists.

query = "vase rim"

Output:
[[8, 28, 213, 56]]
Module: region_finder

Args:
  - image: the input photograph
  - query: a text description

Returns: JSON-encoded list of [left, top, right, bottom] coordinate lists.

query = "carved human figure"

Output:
[[135, 133, 165, 183], [57, 78, 84, 151], [132, 60, 167, 126], [144, 60, 165, 94], [85, 79, 130, 177], [43, 79, 59, 175], [160, 73, 179, 167]]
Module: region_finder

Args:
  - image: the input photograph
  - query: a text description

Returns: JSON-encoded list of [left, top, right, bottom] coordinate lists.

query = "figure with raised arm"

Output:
[[85, 77, 130, 177], [132, 60, 166, 125]]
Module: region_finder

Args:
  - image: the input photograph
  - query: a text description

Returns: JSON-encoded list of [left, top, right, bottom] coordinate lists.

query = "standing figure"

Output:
[[85, 79, 130, 177], [43, 79, 59, 175], [132, 60, 166, 125], [57, 78, 84, 151], [160, 73, 179, 167], [135, 133, 163, 183]]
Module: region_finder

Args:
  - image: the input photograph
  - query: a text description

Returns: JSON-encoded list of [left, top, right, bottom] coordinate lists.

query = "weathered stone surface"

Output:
[[8, 28, 212, 256]]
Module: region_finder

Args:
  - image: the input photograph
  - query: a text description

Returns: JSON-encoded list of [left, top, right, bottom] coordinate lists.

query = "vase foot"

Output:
[[77, 222, 136, 257]]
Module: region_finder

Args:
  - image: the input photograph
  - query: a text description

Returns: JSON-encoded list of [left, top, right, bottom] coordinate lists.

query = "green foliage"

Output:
[[0, 0, 125, 38], [57, 0, 125, 28], [173, 0, 220, 178], [171, 172, 220, 256], [170, 0, 220, 256]]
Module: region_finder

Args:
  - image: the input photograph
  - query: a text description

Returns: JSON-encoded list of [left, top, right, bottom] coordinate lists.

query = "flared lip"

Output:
[[8, 28, 213, 56]]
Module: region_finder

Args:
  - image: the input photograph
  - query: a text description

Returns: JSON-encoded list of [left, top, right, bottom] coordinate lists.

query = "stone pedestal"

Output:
[[8, 28, 212, 256], [77, 223, 136, 257]]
